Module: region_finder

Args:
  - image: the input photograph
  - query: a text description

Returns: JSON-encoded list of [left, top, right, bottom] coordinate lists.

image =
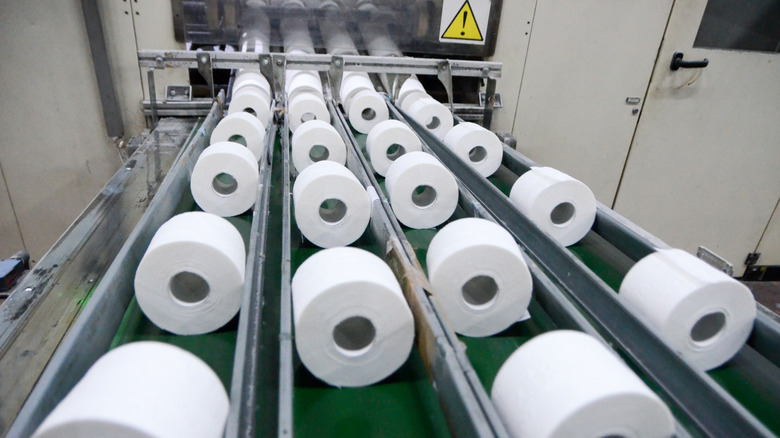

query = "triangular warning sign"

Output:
[[441, 0, 483, 42]]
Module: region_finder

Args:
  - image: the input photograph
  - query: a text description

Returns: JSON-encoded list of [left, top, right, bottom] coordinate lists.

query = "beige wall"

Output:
[[0, 2, 121, 263]]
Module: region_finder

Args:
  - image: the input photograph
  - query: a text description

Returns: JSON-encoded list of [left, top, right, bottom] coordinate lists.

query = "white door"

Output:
[[614, 0, 780, 276], [511, 0, 674, 204]]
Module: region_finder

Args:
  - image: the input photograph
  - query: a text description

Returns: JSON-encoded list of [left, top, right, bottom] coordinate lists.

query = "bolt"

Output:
[[632, 108, 639, 115], [24, 287, 33, 293], [481, 67, 490, 77], [88, 279, 95, 284], [335, 59, 342, 66], [262, 58, 270, 65], [184, 89, 189, 95], [170, 90, 176, 96], [155, 56, 164, 67], [276, 59, 283, 66]]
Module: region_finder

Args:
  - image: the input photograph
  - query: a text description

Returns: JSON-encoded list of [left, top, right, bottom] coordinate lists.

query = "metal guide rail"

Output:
[[386, 101, 779, 437]]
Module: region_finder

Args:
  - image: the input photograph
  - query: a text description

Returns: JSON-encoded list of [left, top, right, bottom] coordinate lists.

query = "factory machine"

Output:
[[1, 1, 780, 437]]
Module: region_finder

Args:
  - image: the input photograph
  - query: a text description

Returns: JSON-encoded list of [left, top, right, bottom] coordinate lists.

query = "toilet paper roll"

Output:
[[233, 71, 271, 102], [210, 112, 266, 161], [286, 70, 324, 101], [32, 342, 229, 438], [191, 142, 259, 217], [292, 247, 414, 387], [509, 166, 596, 247], [339, 72, 374, 105], [347, 90, 389, 134], [365, 119, 422, 176], [397, 77, 426, 107], [426, 218, 533, 337], [134, 212, 245, 335], [406, 96, 453, 140], [443, 122, 502, 177], [288, 92, 330, 132], [399, 91, 427, 113], [619, 248, 756, 370], [293, 161, 370, 247], [228, 87, 272, 128], [492, 330, 674, 438], [322, 21, 359, 55], [291, 120, 347, 172], [385, 151, 458, 229]]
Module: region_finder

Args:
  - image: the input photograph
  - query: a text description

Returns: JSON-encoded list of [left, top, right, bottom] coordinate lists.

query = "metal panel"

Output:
[[6, 100, 220, 437]]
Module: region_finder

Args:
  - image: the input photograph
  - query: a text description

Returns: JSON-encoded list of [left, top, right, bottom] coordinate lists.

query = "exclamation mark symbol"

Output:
[[460, 11, 468, 36]]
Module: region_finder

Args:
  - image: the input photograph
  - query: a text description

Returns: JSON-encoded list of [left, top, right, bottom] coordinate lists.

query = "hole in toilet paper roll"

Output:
[[361, 108, 376, 121], [550, 202, 576, 226], [169, 271, 210, 305], [333, 316, 376, 356], [386, 144, 406, 161], [228, 134, 247, 147], [212, 172, 238, 196], [319, 198, 347, 224], [690, 311, 727, 344], [243, 107, 257, 117], [309, 145, 330, 162], [411, 185, 437, 208], [301, 112, 316, 123], [468, 146, 487, 163], [462, 275, 499, 309], [425, 117, 441, 130]]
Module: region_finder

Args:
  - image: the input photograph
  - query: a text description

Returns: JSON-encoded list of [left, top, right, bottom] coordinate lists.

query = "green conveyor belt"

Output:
[[288, 130, 450, 438]]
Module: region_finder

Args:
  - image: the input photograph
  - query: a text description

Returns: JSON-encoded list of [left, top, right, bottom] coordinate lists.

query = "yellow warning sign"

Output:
[[440, 0, 483, 42]]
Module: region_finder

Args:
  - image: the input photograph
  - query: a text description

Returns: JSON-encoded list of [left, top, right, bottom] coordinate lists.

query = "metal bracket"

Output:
[[271, 54, 287, 103], [196, 52, 214, 98], [697, 246, 735, 276], [164, 85, 192, 101], [482, 77, 497, 130], [390, 74, 411, 102], [329, 56, 344, 104], [745, 252, 761, 267], [437, 60, 454, 110], [258, 54, 275, 98], [147, 68, 158, 127]]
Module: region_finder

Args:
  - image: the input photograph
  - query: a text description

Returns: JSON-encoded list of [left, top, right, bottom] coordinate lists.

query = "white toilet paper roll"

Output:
[[228, 87, 272, 128], [134, 212, 245, 335], [322, 21, 359, 55], [191, 141, 259, 217], [509, 166, 596, 247], [619, 248, 756, 370], [292, 247, 414, 387], [286, 70, 324, 101], [281, 19, 314, 53], [233, 71, 271, 102], [492, 330, 674, 438], [397, 77, 425, 107], [347, 90, 389, 134], [210, 112, 266, 161], [365, 120, 422, 176], [289, 92, 330, 132], [291, 120, 347, 172], [406, 96, 453, 140], [399, 91, 427, 113], [443, 122, 502, 177], [293, 161, 370, 247], [32, 342, 229, 438], [339, 72, 374, 105], [385, 151, 458, 229], [426, 218, 533, 337]]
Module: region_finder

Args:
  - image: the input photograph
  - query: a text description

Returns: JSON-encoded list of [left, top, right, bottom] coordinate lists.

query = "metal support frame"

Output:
[[147, 68, 158, 127], [196, 52, 215, 98], [138, 51, 502, 79], [81, 0, 124, 137], [437, 60, 454, 110]]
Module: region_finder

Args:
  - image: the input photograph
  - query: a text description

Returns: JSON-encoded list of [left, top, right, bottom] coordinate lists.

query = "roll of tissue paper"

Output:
[[33, 342, 228, 438], [288, 92, 330, 132], [210, 112, 266, 161], [346, 89, 389, 134], [619, 248, 756, 370], [396, 76, 426, 108], [509, 166, 596, 247], [233, 70, 271, 102], [385, 151, 457, 229], [492, 330, 675, 438], [426, 218, 533, 337], [286, 70, 324, 101], [228, 87, 272, 130], [339, 72, 374, 107], [365, 119, 422, 176], [291, 120, 347, 172], [292, 247, 414, 387], [406, 95, 453, 140], [293, 161, 370, 247], [191, 141, 259, 217], [134, 212, 245, 335], [443, 122, 502, 177]]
